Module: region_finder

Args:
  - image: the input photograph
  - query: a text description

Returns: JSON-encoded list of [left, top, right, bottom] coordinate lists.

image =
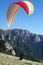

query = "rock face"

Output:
[[4, 42, 15, 56], [0, 40, 16, 56], [34, 35, 41, 42], [0, 29, 43, 61], [0, 29, 42, 43]]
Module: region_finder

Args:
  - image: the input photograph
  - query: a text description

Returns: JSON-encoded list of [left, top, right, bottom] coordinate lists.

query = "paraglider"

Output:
[[7, 1, 34, 27]]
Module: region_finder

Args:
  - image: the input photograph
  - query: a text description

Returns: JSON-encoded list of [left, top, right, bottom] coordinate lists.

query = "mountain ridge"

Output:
[[0, 28, 43, 62]]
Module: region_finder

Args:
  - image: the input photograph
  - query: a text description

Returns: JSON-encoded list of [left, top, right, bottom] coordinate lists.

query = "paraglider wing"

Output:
[[7, 4, 20, 27], [7, 1, 34, 27]]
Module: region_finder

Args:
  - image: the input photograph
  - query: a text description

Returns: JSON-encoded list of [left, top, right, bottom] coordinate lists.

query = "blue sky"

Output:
[[0, 0, 43, 35]]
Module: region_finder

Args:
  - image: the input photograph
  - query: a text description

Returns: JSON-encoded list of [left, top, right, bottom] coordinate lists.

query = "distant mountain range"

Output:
[[0, 29, 43, 62]]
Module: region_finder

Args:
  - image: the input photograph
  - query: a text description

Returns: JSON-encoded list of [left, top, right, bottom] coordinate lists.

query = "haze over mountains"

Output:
[[0, 29, 43, 62]]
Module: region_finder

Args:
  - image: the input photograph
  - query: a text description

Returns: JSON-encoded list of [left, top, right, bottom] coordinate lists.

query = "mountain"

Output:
[[0, 29, 43, 62]]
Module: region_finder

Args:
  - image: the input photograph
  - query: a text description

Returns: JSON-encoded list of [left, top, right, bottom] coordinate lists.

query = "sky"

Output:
[[0, 0, 43, 35]]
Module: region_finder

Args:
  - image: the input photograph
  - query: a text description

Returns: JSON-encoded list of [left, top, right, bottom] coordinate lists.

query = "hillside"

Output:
[[0, 53, 43, 65], [0, 29, 43, 61]]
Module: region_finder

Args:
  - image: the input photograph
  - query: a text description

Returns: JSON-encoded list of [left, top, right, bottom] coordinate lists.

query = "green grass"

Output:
[[0, 53, 43, 65]]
